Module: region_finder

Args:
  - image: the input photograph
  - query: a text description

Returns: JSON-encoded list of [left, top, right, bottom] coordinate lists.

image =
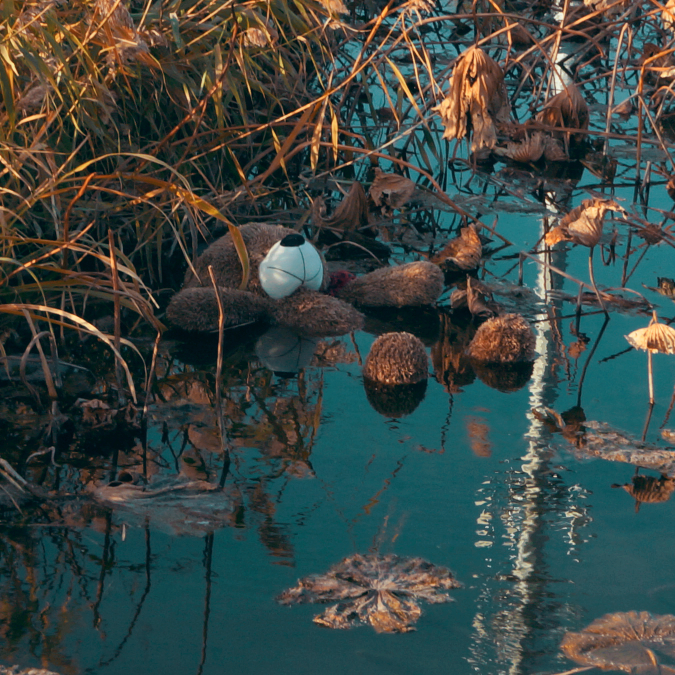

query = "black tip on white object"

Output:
[[280, 234, 306, 247]]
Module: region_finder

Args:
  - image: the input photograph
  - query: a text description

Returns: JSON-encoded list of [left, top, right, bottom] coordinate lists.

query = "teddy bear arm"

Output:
[[166, 287, 273, 332], [335, 261, 443, 307]]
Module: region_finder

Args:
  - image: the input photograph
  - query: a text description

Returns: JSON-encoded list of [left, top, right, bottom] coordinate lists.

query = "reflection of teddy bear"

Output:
[[167, 223, 444, 336]]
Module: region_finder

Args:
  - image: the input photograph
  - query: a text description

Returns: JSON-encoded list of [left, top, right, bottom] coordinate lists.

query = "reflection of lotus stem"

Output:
[[648, 350, 654, 404], [588, 247, 607, 317]]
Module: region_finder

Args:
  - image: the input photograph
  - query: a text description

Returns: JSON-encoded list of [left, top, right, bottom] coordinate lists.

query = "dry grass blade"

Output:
[[434, 46, 510, 152]]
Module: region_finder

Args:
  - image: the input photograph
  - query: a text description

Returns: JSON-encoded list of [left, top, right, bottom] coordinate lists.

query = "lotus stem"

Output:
[[648, 350, 654, 404], [588, 247, 608, 317]]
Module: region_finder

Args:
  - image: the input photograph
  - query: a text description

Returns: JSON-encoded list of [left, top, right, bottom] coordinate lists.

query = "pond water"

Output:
[[3, 3, 675, 673], [2, 177, 675, 674]]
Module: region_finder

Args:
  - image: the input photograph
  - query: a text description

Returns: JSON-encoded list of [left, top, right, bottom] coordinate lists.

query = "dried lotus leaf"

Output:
[[536, 82, 589, 132], [504, 132, 545, 163], [369, 169, 416, 213], [545, 198, 622, 248], [543, 136, 568, 162], [313, 181, 370, 231], [432, 226, 482, 270], [626, 314, 675, 354], [434, 46, 510, 152], [278, 553, 460, 633], [561, 611, 675, 673]]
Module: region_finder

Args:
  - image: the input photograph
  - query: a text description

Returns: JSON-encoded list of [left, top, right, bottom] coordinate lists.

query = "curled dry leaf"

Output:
[[545, 198, 623, 248], [561, 611, 675, 673], [434, 46, 510, 152], [277, 553, 461, 633], [450, 277, 499, 318], [432, 226, 482, 270], [536, 82, 589, 133], [369, 169, 416, 214], [313, 181, 370, 231], [626, 312, 675, 354]]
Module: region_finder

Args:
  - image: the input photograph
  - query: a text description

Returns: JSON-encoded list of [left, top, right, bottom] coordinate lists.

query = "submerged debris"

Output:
[[278, 553, 461, 633]]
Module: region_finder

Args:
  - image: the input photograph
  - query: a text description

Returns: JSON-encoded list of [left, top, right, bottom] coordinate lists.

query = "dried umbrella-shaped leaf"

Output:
[[561, 611, 675, 673], [626, 312, 675, 354], [434, 46, 510, 152], [545, 198, 622, 248], [432, 226, 482, 270], [277, 553, 461, 633], [369, 169, 416, 214], [494, 132, 545, 163]]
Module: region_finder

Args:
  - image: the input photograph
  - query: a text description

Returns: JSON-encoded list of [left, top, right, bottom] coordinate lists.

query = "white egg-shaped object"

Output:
[[259, 234, 323, 300]]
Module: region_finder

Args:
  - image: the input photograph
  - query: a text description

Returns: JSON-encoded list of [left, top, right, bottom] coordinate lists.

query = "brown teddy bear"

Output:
[[166, 223, 444, 337]]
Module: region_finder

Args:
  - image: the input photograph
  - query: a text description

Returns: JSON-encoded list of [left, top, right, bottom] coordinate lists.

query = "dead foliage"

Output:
[[434, 46, 510, 152], [450, 277, 500, 318], [561, 611, 675, 673], [431, 226, 483, 271], [277, 553, 461, 633], [613, 474, 675, 512], [545, 198, 623, 247], [369, 169, 416, 215], [535, 82, 589, 137], [313, 182, 371, 231]]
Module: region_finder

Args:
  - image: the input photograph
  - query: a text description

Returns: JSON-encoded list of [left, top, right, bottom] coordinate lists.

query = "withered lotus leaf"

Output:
[[545, 198, 622, 248], [434, 46, 510, 152], [626, 312, 675, 354], [561, 611, 675, 673], [313, 181, 370, 231], [277, 553, 461, 633], [536, 82, 589, 132], [432, 226, 482, 270], [369, 169, 416, 214]]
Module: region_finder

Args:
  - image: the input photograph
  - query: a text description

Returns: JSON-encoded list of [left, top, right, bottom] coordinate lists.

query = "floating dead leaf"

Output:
[[613, 474, 675, 512], [545, 198, 623, 248], [613, 98, 634, 117], [432, 226, 482, 271], [313, 182, 370, 231], [450, 277, 499, 318], [536, 82, 589, 135], [277, 553, 461, 633], [434, 46, 510, 152], [561, 611, 675, 673], [565, 420, 675, 476], [369, 169, 416, 215]]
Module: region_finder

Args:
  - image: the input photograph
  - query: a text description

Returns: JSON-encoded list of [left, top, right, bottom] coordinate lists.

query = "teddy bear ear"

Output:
[[259, 234, 324, 299]]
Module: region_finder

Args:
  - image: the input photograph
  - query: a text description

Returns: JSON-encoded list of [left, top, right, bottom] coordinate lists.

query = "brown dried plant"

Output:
[[545, 198, 622, 248], [313, 182, 370, 231], [536, 82, 589, 140], [626, 311, 675, 404], [431, 226, 482, 271], [277, 553, 461, 633], [369, 169, 416, 215], [435, 46, 510, 152], [561, 611, 675, 673]]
